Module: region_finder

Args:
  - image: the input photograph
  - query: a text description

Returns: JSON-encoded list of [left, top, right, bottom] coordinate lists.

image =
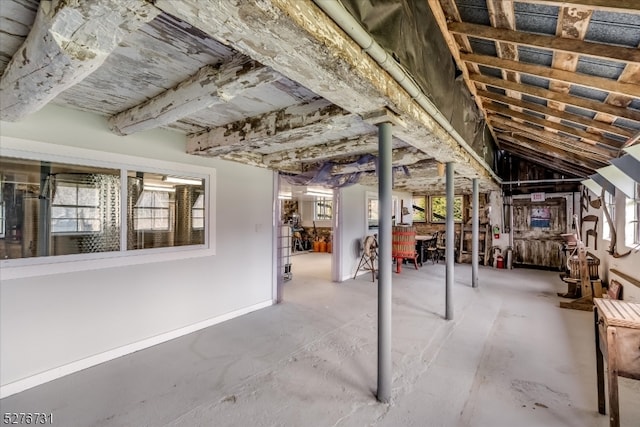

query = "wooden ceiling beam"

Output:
[[489, 115, 614, 160], [461, 53, 640, 98], [515, 0, 640, 14], [263, 136, 379, 168], [186, 101, 368, 156], [472, 73, 640, 123], [498, 133, 604, 171], [498, 140, 591, 177], [485, 102, 623, 149], [477, 90, 634, 139], [109, 55, 281, 135], [0, 0, 160, 122], [448, 22, 640, 64]]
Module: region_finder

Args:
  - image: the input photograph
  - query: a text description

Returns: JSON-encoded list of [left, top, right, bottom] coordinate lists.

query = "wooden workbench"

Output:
[[593, 298, 640, 427]]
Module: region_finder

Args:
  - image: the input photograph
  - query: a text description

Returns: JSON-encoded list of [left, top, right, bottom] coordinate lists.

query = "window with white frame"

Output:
[[192, 194, 205, 230], [51, 182, 102, 234], [134, 190, 170, 231], [602, 190, 615, 240], [314, 197, 332, 220], [626, 182, 640, 247], [0, 154, 207, 260]]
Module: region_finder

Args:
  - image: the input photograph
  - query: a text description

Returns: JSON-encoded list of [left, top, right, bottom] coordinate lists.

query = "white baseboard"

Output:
[[0, 300, 273, 399]]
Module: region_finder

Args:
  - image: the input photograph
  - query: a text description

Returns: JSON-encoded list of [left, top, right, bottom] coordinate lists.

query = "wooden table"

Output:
[[593, 298, 640, 427]]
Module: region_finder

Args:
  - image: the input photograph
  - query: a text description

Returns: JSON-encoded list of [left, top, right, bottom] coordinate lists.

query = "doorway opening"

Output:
[[277, 177, 335, 298]]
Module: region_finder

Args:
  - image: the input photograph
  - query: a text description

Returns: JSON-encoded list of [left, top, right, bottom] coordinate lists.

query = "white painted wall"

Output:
[[338, 184, 411, 281], [584, 188, 640, 302], [0, 105, 275, 395]]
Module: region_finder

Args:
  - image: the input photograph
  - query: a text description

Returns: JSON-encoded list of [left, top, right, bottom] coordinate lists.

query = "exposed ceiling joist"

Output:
[[461, 53, 640, 98], [477, 90, 634, 139], [490, 115, 614, 160], [497, 133, 605, 171], [515, 0, 640, 13], [448, 22, 640, 64], [499, 140, 593, 177], [109, 56, 281, 135], [0, 0, 160, 122], [472, 73, 640, 123], [485, 102, 622, 149]]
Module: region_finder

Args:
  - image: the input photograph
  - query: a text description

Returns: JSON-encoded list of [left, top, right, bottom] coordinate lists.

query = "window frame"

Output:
[[51, 182, 103, 235], [314, 196, 332, 221], [411, 196, 426, 223], [602, 190, 615, 240], [0, 137, 215, 280], [429, 195, 463, 223]]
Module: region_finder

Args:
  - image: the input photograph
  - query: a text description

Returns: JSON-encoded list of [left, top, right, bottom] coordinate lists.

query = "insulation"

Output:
[[339, 0, 493, 158]]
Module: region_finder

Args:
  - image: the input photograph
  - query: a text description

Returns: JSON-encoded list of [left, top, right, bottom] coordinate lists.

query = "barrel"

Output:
[[319, 241, 327, 252], [392, 225, 416, 258]]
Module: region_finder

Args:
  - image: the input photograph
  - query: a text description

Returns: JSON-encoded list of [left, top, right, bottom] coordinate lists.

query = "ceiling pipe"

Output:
[[311, 0, 502, 184], [501, 178, 584, 185]]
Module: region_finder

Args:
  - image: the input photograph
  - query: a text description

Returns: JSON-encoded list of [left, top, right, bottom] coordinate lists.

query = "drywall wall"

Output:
[[0, 105, 275, 394], [582, 188, 639, 302], [338, 184, 411, 281]]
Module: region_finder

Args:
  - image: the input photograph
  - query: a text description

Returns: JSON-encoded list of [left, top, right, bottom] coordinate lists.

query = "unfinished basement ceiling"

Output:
[[429, 0, 640, 178], [2, 1, 637, 193]]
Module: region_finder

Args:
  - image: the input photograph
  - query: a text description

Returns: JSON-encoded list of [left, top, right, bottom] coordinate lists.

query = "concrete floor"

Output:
[[1, 253, 639, 426]]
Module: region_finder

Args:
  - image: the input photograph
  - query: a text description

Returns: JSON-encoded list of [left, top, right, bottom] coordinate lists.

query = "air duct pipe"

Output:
[[312, 0, 501, 183]]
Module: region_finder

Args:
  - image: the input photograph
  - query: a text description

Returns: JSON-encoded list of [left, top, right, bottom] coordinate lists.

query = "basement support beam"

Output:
[[109, 56, 280, 136], [472, 178, 479, 289], [0, 0, 160, 121], [446, 162, 455, 320], [377, 121, 393, 404]]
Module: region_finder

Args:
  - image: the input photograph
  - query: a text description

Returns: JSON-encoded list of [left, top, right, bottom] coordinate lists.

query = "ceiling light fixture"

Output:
[[163, 176, 203, 185], [144, 185, 176, 193]]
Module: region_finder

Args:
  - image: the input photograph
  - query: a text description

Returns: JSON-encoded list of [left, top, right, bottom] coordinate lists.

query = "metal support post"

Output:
[[377, 121, 392, 403], [472, 178, 479, 288], [446, 162, 454, 320]]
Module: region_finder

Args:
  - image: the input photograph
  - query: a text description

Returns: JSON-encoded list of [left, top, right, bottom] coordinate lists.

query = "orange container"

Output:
[[319, 241, 327, 252], [313, 241, 320, 252]]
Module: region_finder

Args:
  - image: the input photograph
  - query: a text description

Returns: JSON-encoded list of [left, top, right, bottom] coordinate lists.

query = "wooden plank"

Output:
[[490, 115, 616, 159], [547, 6, 591, 113], [610, 268, 640, 289], [448, 22, 640, 64], [472, 73, 640, 123], [607, 326, 620, 427], [0, 0, 161, 121], [109, 55, 281, 135], [486, 102, 622, 148], [515, 0, 640, 13], [462, 53, 640, 98], [497, 140, 593, 176], [498, 134, 603, 170], [477, 90, 633, 139], [595, 299, 640, 328]]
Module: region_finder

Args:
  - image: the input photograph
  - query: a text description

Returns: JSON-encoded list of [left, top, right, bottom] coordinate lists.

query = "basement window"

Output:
[[412, 196, 426, 222], [626, 182, 640, 247], [127, 171, 205, 250], [51, 182, 102, 234], [0, 146, 212, 276], [602, 191, 615, 240], [430, 195, 463, 223], [314, 197, 332, 220]]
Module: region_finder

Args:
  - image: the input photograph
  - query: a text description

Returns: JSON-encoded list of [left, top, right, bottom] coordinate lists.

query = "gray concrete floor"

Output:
[[2, 253, 639, 426]]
